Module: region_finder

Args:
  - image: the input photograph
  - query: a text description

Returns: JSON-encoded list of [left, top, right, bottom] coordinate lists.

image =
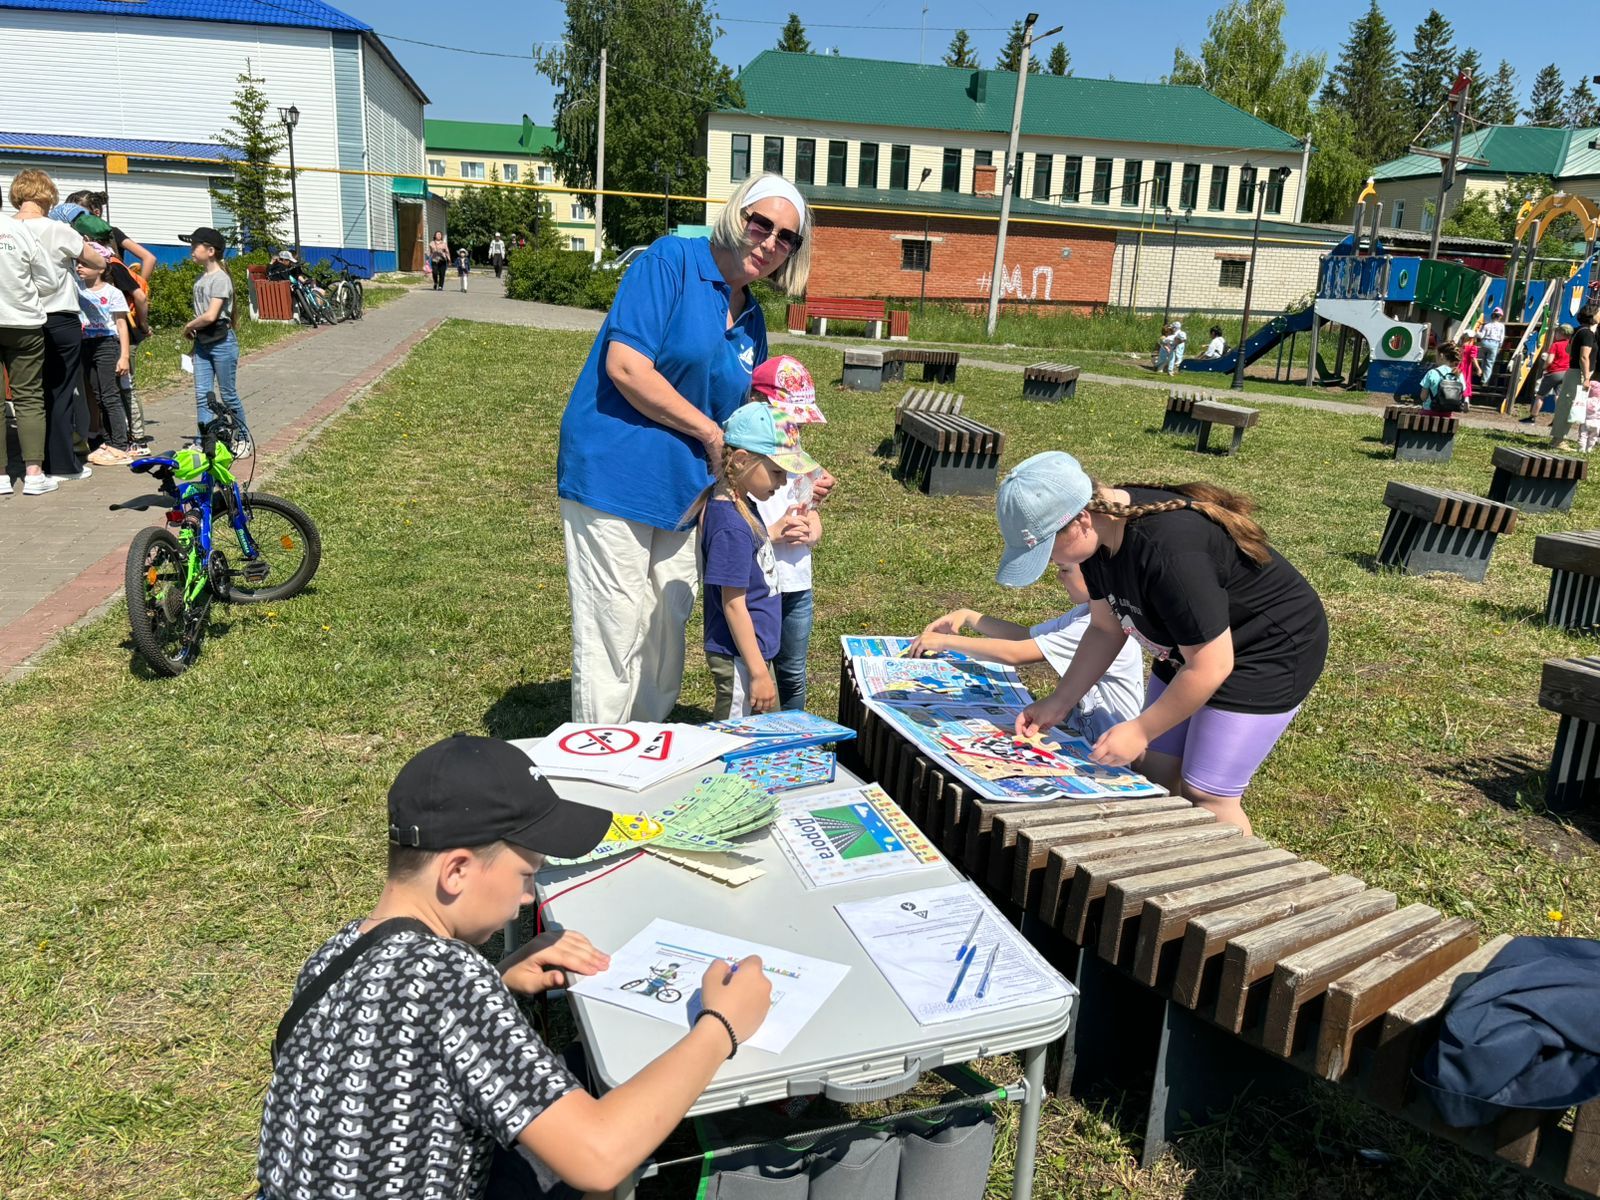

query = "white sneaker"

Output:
[[23, 474, 59, 496], [232, 440, 254, 459], [0, 474, 12, 496], [48, 466, 92, 482]]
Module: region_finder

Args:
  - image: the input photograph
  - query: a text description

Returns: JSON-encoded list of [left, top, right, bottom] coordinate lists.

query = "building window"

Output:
[[1219, 259, 1246, 288], [763, 136, 784, 175], [502, 163, 520, 182], [570, 203, 591, 221], [569, 236, 586, 252], [940, 148, 961, 192], [827, 140, 848, 186], [1120, 159, 1143, 207], [427, 158, 446, 177], [1152, 161, 1171, 208], [1265, 169, 1285, 214], [1394, 199, 1406, 228], [731, 134, 750, 181], [889, 144, 910, 190], [1208, 165, 1229, 211], [1236, 165, 1257, 212], [461, 161, 486, 180], [975, 149, 993, 166], [901, 239, 931, 271], [1032, 154, 1052, 201], [858, 142, 879, 189], [1012, 153, 1024, 198], [536, 164, 553, 184], [1180, 163, 1200, 209], [1062, 156, 1082, 203], [1092, 158, 1113, 205], [796, 138, 816, 186]]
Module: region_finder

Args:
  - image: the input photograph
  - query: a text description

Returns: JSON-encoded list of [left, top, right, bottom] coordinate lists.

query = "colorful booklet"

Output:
[[709, 710, 857, 760], [729, 747, 837, 793]]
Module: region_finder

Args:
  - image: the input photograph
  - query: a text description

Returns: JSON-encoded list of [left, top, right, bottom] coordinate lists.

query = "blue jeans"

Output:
[[1480, 340, 1502, 384], [193, 330, 250, 439], [774, 588, 814, 711]]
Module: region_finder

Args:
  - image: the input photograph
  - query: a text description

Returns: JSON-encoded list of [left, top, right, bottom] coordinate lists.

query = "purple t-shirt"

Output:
[[701, 497, 781, 661]]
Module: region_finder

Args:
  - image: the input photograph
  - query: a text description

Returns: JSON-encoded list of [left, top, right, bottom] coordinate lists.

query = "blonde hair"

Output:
[[712, 173, 813, 295], [1086, 481, 1271, 566], [718, 445, 772, 538], [9, 169, 59, 210]]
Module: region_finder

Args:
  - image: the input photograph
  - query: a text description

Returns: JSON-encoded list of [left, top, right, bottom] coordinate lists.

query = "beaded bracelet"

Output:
[[696, 1008, 738, 1059]]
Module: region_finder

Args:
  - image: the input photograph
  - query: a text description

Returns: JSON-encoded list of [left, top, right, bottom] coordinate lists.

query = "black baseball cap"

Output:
[[388, 735, 611, 858], [178, 227, 227, 254]]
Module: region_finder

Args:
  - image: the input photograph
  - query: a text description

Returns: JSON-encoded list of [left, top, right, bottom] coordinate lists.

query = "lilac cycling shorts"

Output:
[[1143, 674, 1301, 798]]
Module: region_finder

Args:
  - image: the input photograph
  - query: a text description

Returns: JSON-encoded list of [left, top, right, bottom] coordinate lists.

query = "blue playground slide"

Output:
[[1180, 306, 1314, 374]]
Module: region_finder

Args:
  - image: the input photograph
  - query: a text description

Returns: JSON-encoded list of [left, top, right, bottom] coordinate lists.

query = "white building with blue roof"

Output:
[[0, 0, 430, 272]]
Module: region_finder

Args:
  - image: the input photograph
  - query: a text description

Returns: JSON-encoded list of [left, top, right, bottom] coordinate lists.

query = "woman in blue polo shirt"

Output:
[[557, 173, 814, 723]]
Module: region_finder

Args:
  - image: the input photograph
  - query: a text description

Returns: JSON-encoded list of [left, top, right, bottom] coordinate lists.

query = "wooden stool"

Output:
[[1022, 362, 1080, 402], [1393, 410, 1457, 463], [1192, 401, 1260, 455], [1381, 404, 1413, 447], [893, 388, 964, 449], [1376, 482, 1517, 582], [1488, 445, 1587, 513], [896, 411, 1004, 496], [1162, 388, 1208, 437], [1535, 531, 1600, 631], [1538, 655, 1600, 812]]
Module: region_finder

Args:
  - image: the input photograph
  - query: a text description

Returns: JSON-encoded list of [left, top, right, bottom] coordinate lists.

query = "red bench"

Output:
[[787, 296, 888, 338]]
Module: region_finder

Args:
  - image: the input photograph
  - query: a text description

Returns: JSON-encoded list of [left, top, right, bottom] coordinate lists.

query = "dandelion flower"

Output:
[[1548, 909, 1565, 922]]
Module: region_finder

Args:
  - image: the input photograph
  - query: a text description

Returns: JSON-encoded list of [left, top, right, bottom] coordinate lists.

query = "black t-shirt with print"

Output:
[[257, 920, 581, 1200], [1080, 487, 1329, 714], [1571, 327, 1599, 380]]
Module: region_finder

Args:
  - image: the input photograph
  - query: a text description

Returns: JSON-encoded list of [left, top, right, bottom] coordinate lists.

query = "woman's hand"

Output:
[[701, 424, 725, 476], [499, 929, 611, 995], [699, 956, 773, 1045], [1090, 720, 1149, 768], [1015, 694, 1071, 740]]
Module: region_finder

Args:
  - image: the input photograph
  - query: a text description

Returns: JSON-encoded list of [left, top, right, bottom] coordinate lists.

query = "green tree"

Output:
[[1441, 175, 1577, 254], [1321, 0, 1408, 162], [537, 0, 741, 250], [942, 29, 979, 68], [776, 13, 809, 53], [209, 69, 293, 252], [995, 21, 1041, 73], [1046, 42, 1070, 76], [1301, 104, 1371, 223], [1400, 9, 1456, 138], [1565, 78, 1600, 127], [1524, 63, 1565, 125], [1166, 0, 1324, 138], [1479, 60, 1519, 125]]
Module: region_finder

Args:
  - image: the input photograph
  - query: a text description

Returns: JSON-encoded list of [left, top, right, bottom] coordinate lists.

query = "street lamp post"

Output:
[[916, 166, 933, 314], [278, 104, 300, 255], [1161, 205, 1192, 328], [1232, 166, 1291, 392]]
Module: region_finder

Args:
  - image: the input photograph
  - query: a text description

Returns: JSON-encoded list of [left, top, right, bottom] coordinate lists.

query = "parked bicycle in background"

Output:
[[326, 252, 366, 323]]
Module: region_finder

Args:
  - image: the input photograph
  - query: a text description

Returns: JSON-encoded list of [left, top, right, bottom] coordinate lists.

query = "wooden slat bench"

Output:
[[1381, 403, 1413, 447], [1538, 655, 1600, 813], [1162, 388, 1210, 437], [888, 309, 911, 341], [1022, 362, 1081, 402], [1393, 409, 1458, 463], [893, 346, 960, 384], [795, 296, 886, 338], [896, 410, 1004, 496], [1191, 400, 1260, 456], [1534, 531, 1600, 631], [1376, 482, 1518, 582], [893, 387, 964, 435], [1488, 445, 1587, 513]]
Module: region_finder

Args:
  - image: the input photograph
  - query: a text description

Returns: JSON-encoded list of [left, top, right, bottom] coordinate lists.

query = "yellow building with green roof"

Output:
[[423, 119, 596, 252]]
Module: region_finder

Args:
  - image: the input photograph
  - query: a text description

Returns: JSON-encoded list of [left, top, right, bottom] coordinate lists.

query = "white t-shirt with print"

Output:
[[754, 474, 813, 593], [1029, 604, 1147, 741], [77, 280, 129, 337], [0, 212, 55, 327], [17, 215, 84, 315]]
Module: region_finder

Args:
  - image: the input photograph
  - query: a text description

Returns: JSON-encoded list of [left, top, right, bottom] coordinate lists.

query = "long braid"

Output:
[[1087, 481, 1272, 566], [719, 446, 769, 540]]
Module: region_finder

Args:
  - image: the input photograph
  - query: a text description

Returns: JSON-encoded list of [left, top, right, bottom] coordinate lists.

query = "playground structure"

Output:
[[1181, 184, 1600, 406]]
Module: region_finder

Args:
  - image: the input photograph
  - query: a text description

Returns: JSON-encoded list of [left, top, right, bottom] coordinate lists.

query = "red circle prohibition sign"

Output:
[[559, 727, 641, 755]]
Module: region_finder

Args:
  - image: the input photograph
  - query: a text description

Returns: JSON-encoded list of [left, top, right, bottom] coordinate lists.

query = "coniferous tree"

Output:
[[942, 29, 979, 68], [1168, 0, 1324, 138], [1565, 78, 1600, 127], [209, 69, 293, 252], [776, 13, 810, 53], [1524, 64, 1565, 125], [1046, 42, 1070, 76], [995, 21, 1041, 72], [1481, 60, 1520, 124], [1401, 9, 1456, 139], [1321, 0, 1409, 161]]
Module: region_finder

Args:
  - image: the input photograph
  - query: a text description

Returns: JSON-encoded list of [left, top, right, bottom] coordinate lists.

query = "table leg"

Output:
[[1012, 1041, 1048, 1200]]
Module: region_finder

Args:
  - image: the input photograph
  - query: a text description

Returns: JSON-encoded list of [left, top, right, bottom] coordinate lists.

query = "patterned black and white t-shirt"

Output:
[[258, 920, 581, 1200]]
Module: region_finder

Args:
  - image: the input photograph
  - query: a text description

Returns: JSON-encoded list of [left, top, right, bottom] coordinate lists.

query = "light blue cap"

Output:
[[995, 451, 1093, 587]]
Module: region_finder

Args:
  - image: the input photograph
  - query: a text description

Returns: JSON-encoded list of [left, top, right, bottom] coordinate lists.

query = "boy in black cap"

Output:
[[257, 735, 772, 1199], [179, 226, 254, 457]]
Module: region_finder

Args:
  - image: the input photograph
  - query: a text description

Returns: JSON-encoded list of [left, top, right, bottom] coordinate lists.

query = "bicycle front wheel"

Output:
[[126, 526, 202, 675], [219, 492, 322, 603], [329, 284, 350, 323], [350, 280, 364, 319]]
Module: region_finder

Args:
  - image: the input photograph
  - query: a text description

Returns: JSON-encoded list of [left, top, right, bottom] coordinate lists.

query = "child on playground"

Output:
[[1579, 381, 1600, 452], [1479, 306, 1506, 383], [457, 246, 471, 292], [257, 735, 773, 1199], [702, 402, 822, 719], [1165, 320, 1188, 375], [74, 252, 133, 464], [1415, 341, 1468, 414], [908, 561, 1146, 741], [750, 355, 830, 711], [1456, 330, 1478, 404], [1154, 323, 1175, 372]]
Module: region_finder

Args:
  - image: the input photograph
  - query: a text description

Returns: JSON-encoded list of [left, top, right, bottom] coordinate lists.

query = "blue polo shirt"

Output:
[[557, 237, 768, 531]]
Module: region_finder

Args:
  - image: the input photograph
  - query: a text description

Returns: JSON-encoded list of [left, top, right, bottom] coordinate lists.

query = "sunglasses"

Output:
[[742, 209, 804, 255]]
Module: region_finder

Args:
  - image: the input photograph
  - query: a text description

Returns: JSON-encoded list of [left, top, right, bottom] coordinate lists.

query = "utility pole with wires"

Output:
[[985, 13, 1061, 339], [592, 45, 607, 264], [1408, 72, 1486, 260]]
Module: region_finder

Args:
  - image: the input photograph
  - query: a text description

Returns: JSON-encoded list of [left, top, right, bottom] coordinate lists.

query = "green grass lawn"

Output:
[[1, 323, 1592, 1199]]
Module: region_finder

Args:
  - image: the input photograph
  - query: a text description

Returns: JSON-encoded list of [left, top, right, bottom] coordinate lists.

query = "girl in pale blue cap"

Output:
[[999, 451, 1328, 833]]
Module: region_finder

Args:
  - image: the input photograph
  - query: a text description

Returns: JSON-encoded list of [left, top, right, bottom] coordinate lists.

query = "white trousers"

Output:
[[562, 498, 700, 723]]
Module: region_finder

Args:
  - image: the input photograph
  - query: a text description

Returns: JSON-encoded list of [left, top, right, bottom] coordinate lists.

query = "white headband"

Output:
[[742, 175, 807, 227]]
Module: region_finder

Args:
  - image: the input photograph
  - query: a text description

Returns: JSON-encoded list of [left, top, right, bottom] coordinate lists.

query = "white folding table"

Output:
[[533, 763, 1073, 1199]]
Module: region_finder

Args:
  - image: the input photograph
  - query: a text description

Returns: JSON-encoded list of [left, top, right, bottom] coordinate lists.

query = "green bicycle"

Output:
[[112, 421, 321, 676]]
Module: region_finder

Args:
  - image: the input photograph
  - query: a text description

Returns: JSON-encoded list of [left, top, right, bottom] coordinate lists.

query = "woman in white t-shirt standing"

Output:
[[0, 207, 61, 495], [10, 170, 103, 482]]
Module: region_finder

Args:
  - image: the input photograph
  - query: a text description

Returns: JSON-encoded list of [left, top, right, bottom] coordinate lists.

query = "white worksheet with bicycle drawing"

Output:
[[568, 918, 849, 1053]]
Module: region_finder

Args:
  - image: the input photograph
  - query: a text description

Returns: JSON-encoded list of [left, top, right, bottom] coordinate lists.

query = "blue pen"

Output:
[[955, 910, 983, 960], [947, 944, 977, 1004], [975, 945, 1000, 999]]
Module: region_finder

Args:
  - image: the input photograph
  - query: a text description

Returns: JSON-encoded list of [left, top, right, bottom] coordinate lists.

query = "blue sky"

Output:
[[337, 0, 1599, 127]]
